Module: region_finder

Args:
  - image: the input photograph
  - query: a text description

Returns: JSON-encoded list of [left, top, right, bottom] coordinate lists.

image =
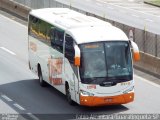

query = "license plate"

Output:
[[104, 98, 113, 102]]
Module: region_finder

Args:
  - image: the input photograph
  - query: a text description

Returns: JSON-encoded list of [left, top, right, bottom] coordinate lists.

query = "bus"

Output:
[[28, 8, 140, 106]]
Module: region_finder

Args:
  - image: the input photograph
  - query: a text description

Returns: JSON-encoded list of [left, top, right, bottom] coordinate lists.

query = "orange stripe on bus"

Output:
[[80, 93, 134, 106]]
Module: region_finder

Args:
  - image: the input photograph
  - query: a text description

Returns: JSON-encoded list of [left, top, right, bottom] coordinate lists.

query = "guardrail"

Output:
[[135, 52, 160, 77], [0, 0, 30, 20], [1, 0, 160, 78]]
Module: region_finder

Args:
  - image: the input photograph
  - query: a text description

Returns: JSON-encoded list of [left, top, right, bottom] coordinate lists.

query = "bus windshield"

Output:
[[79, 41, 133, 84]]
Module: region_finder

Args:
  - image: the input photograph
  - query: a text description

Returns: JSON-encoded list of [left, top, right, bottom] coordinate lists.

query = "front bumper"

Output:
[[80, 92, 134, 106]]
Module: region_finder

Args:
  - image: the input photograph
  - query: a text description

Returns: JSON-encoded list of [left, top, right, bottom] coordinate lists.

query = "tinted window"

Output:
[[29, 15, 52, 45], [65, 34, 75, 63], [29, 15, 39, 38], [51, 28, 64, 53], [38, 20, 52, 45]]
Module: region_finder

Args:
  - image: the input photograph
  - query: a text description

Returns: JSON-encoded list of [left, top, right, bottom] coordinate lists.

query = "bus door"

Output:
[[64, 34, 79, 103]]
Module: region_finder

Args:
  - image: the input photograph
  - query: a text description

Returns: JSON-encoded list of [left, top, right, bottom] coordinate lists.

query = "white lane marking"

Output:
[[1, 95, 13, 102], [145, 18, 154, 22], [107, 6, 114, 10], [96, 0, 109, 3], [131, 14, 140, 18], [95, 0, 102, 2], [96, 2, 103, 6], [0, 14, 27, 28], [98, 1, 107, 4], [27, 113, 39, 120], [119, 10, 127, 13], [136, 75, 160, 89], [0, 47, 16, 55], [13, 103, 25, 111]]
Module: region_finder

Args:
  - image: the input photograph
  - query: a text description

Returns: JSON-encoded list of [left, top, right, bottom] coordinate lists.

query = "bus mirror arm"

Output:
[[74, 45, 81, 66], [130, 41, 140, 61]]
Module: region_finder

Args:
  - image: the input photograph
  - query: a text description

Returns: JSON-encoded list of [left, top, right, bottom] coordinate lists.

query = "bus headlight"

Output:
[[80, 90, 94, 96], [123, 86, 134, 94]]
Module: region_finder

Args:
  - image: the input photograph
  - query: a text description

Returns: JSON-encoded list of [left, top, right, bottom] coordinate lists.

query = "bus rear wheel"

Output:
[[38, 66, 46, 87]]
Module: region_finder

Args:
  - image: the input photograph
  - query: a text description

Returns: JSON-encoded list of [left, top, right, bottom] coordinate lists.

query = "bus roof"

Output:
[[30, 8, 129, 44]]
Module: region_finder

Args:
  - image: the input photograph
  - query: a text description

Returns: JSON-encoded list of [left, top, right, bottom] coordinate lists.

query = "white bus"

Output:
[[28, 8, 140, 106]]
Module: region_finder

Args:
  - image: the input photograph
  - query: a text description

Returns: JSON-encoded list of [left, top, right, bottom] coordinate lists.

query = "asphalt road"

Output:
[[0, 13, 160, 120], [55, 0, 160, 35]]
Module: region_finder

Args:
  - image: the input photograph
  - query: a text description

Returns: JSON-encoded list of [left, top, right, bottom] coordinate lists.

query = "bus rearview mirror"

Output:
[[133, 52, 140, 61], [131, 41, 140, 61], [74, 45, 81, 66], [74, 57, 80, 66]]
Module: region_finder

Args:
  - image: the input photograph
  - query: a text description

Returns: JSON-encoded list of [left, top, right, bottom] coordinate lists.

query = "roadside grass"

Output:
[[144, 0, 160, 7]]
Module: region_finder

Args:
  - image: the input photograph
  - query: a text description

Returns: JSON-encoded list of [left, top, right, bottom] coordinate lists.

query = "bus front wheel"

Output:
[[66, 83, 74, 105]]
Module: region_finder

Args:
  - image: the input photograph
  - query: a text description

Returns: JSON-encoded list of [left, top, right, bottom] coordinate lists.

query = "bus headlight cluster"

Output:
[[80, 90, 94, 96], [123, 86, 134, 94]]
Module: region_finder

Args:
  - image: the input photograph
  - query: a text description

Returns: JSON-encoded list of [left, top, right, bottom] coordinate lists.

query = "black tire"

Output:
[[38, 66, 46, 87], [66, 84, 74, 105]]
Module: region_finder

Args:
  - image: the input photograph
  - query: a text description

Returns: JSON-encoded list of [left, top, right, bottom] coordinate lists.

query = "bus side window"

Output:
[[30, 16, 39, 38], [50, 28, 64, 53], [38, 20, 45, 41], [65, 34, 75, 63], [28, 15, 32, 34], [38, 20, 51, 45], [50, 28, 55, 42], [45, 23, 52, 44]]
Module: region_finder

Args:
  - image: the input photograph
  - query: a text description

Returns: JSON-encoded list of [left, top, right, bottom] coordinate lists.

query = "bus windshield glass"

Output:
[[79, 41, 133, 84]]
